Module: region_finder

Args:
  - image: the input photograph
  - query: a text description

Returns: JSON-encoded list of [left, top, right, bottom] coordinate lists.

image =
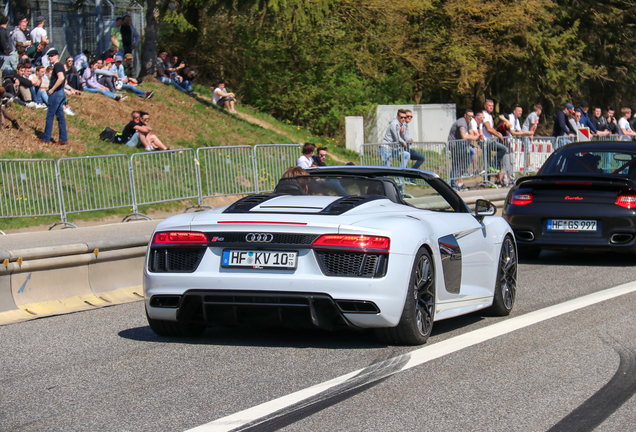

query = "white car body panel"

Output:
[[144, 167, 515, 333]]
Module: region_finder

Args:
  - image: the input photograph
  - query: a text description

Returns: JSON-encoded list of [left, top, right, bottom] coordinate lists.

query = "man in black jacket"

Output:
[[0, 16, 11, 70], [552, 103, 577, 139]]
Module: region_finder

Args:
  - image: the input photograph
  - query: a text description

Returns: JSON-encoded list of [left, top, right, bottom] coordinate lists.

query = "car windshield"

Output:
[[274, 174, 460, 212], [541, 150, 636, 177]]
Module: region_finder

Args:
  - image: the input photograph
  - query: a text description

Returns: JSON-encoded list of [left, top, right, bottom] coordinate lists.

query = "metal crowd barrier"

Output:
[[130, 149, 203, 211], [447, 139, 491, 187], [56, 155, 144, 228], [359, 143, 409, 168], [197, 146, 257, 197], [253, 144, 301, 192], [0, 159, 61, 233]]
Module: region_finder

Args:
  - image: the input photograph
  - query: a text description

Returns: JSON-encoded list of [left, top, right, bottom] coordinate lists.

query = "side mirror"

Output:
[[474, 199, 496, 221]]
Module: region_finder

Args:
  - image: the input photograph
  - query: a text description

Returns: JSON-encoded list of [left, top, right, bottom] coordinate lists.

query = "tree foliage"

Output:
[[146, 0, 636, 135]]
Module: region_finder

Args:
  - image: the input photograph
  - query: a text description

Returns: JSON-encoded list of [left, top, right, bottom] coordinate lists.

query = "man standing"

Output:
[[297, 143, 315, 169], [590, 107, 611, 136], [403, 109, 425, 169], [40, 50, 67, 145], [447, 109, 478, 189], [522, 104, 542, 135], [30, 16, 48, 45], [110, 17, 124, 57], [481, 99, 509, 173], [552, 103, 577, 139], [11, 17, 31, 50], [605, 107, 618, 135], [577, 102, 598, 134], [1, 17, 13, 68], [381, 109, 410, 167], [120, 15, 139, 55], [618, 108, 636, 141], [569, 111, 584, 132]]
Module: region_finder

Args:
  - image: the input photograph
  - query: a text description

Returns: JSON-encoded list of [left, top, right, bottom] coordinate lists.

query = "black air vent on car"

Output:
[[149, 248, 206, 273], [320, 195, 383, 215], [223, 194, 278, 213], [207, 232, 319, 247], [315, 251, 387, 277]]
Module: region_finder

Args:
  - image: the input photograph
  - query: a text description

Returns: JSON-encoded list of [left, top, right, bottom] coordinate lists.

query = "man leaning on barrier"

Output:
[[482, 99, 509, 172], [381, 109, 411, 168], [403, 109, 425, 169], [447, 109, 478, 190], [552, 103, 577, 146]]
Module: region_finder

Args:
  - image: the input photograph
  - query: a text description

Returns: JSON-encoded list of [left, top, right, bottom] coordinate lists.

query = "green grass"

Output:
[[0, 81, 358, 232]]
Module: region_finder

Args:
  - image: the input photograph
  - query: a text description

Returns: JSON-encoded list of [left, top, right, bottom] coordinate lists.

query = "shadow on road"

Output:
[[119, 325, 386, 349], [519, 250, 636, 267]]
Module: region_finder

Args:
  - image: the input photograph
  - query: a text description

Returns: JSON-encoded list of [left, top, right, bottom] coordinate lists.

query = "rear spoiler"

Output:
[[516, 175, 636, 191]]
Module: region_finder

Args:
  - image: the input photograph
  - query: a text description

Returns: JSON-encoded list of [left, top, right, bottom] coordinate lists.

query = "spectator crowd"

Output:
[[0, 14, 203, 149]]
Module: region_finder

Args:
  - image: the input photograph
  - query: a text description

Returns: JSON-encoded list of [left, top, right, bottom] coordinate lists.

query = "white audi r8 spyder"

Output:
[[144, 166, 517, 345]]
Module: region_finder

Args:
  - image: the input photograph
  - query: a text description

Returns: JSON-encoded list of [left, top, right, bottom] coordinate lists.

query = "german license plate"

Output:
[[547, 220, 597, 232], [222, 250, 298, 269]]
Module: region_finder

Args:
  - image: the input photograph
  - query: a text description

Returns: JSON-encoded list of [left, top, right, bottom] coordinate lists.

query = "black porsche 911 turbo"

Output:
[[503, 141, 636, 258]]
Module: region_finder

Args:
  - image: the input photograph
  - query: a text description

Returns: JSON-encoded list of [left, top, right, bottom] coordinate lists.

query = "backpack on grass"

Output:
[[99, 127, 123, 143]]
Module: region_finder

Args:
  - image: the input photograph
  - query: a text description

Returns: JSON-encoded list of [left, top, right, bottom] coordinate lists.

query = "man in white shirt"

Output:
[[297, 143, 315, 169], [30, 17, 49, 45], [618, 107, 636, 141], [482, 99, 503, 141]]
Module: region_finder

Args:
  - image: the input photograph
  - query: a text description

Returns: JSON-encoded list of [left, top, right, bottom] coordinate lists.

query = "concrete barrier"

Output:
[[0, 237, 149, 326]]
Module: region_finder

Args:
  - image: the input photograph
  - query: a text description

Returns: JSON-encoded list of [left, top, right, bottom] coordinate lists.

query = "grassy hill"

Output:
[[0, 79, 359, 232]]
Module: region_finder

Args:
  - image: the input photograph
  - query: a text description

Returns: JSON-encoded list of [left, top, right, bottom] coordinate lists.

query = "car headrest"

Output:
[[274, 181, 305, 195]]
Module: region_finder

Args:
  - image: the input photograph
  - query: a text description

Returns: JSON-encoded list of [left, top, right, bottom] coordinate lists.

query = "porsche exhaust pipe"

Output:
[[610, 233, 634, 244], [515, 231, 535, 242]]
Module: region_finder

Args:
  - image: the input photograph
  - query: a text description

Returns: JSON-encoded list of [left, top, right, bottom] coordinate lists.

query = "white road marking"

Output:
[[186, 280, 636, 432]]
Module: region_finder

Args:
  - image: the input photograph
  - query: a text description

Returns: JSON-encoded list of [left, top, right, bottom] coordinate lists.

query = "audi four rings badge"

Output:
[[246, 233, 274, 242]]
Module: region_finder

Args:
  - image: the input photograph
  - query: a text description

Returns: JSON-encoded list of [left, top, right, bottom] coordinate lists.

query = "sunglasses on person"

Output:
[[399, 116, 407, 119], [405, 115, 413, 118], [318, 153, 327, 158]]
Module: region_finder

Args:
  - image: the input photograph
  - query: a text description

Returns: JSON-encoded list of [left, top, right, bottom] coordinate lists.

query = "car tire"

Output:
[[488, 236, 517, 316], [518, 246, 541, 260], [375, 248, 435, 346], [146, 308, 206, 337]]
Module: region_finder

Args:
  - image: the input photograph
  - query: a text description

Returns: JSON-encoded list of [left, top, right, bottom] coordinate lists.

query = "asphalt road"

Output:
[[1, 250, 636, 432]]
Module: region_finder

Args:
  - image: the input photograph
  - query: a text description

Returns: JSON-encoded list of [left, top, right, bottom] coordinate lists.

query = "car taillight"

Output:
[[616, 194, 636, 209], [510, 192, 533, 206], [311, 235, 390, 253], [152, 231, 208, 246]]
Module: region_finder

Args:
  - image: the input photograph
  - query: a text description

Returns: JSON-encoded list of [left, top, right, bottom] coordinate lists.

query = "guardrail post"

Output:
[[50, 159, 77, 230]]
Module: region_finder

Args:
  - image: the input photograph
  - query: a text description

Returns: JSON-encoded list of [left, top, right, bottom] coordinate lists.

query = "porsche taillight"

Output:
[[152, 231, 208, 246], [616, 194, 636, 209], [510, 192, 533, 206], [311, 235, 390, 253]]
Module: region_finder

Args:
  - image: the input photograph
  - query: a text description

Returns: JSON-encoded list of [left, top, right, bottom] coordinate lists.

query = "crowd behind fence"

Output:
[[0, 134, 626, 232]]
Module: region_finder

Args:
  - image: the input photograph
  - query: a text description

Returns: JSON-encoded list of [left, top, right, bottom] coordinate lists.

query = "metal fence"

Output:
[[57, 155, 137, 228], [130, 149, 202, 208], [253, 144, 301, 192], [0, 159, 60, 219], [198, 146, 258, 198]]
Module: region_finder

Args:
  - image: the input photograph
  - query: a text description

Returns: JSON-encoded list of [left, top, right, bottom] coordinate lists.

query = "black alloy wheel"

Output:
[[488, 236, 517, 316], [375, 248, 435, 345]]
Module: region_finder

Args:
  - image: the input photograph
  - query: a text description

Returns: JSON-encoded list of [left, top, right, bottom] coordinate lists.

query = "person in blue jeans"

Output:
[[40, 50, 67, 145]]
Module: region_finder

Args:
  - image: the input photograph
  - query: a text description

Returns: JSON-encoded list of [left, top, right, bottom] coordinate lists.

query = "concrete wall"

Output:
[[373, 104, 457, 144]]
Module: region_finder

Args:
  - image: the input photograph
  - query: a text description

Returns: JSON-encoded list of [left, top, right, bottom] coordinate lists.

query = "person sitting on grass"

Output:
[[212, 81, 237, 113], [0, 86, 22, 130], [81, 60, 125, 101], [110, 55, 152, 98], [121, 110, 144, 147], [173, 65, 196, 97], [137, 111, 168, 151]]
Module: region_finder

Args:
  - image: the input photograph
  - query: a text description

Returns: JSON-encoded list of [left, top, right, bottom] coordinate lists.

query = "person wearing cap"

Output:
[[109, 55, 152, 98], [96, 57, 118, 92], [122, 53, 135, 80], [552, 103, 577, 139], [576, 101, 599, 134], [30, 16, 49, 45], [111, 55, 137, 85], [41, 49, 68, 145], [110, 17, 124, 58]]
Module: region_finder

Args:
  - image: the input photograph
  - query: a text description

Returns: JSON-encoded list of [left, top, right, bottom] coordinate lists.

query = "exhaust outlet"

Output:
[[515, 231, 535, 242], [610, 233, 634, 244]]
